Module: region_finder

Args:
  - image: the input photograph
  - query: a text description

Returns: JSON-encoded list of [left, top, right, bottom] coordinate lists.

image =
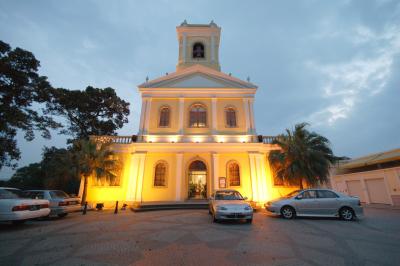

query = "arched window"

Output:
[[154, 162, 167, 187], [225, 107, 237, 127], [189, 104, 207, 127], [159, 106, 170, 127], [228, 162, 240, 186], [193, 42, 205, 58]]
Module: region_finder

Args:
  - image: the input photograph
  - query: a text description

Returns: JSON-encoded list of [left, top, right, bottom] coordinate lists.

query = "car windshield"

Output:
[[284, 190, 302, 198], [50, 190, 69, 199], [0, 189, 25, 199], [215, 191, 243, 200]]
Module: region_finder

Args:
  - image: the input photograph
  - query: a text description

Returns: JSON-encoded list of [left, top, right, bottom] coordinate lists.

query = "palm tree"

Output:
[[72, 139, 119, 205], [268, 123, 336, 189]]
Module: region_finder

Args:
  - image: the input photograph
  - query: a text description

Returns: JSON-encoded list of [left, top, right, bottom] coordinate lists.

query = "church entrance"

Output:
[[188, 160, 207, 199]]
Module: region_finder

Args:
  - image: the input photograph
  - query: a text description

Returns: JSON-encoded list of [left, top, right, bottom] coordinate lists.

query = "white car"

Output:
[[24, 190, 81, 217], [0, 187, 50, 224], [209, 189, 253, 223]]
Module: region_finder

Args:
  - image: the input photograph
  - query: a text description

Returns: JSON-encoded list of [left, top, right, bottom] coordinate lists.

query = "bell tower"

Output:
[[176, 20, 221, 71]]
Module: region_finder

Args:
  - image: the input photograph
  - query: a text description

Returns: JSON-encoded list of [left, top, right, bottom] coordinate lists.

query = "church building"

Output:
[[81, 21, 297, 207]]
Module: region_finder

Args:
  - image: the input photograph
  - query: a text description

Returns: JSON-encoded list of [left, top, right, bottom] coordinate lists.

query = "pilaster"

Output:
[[212, 153, 220, 192], [175, 153, 184, 201]]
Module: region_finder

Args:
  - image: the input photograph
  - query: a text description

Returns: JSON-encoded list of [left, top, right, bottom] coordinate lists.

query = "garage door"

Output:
[[365, 178, 391, 204], [346, 180, 366, 202]]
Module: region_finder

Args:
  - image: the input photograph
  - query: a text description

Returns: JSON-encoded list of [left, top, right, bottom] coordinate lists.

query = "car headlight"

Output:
[[217, 206, 228, 211], [244, 206, 252, 211]]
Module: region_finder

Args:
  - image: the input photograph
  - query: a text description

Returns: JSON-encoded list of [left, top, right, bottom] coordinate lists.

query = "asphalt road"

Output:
[[1, 207, 399, 266]]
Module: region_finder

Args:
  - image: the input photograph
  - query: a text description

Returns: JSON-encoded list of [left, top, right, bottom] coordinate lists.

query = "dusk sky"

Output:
[[1, 0, 399, 179]]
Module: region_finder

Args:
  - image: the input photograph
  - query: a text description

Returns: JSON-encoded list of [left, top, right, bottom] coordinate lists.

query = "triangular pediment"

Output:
[[158, 73, 242, 88], [138, 64, 257, 89]]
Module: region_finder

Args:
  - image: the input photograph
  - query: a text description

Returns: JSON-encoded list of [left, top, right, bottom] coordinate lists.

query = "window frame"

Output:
[[317, 190, 339, 199], [225, 106, 238, 128], [158, 106, 171, 128], [153, 161, 168, 188], [227, 161, 241, 187], [189, 103, 207, 128]]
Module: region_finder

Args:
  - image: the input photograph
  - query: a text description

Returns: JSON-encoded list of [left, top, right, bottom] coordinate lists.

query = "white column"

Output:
[[135, 152, 147, 202], [175, 153, 183, 201], [182, 33, 187, 62], [126, 152, 146, 202], [212, 98, 217, 134], [248, 152, 258, 201], [212, 153, 219, 192], [243, 98, 250, 133], [211, 35, 215, 62], [138, 98, 147, 136], [256, 154, 268, 202], [179, 97, 184, 134], [249, 98, 256, 134], [144, 98, 152, 135]]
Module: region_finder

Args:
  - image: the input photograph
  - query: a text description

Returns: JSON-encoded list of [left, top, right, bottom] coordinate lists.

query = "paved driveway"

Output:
[[0, 207, 399, 266]]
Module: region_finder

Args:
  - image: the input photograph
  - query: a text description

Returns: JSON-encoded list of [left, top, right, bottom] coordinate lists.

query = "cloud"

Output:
[[307, 24, 400, 126]]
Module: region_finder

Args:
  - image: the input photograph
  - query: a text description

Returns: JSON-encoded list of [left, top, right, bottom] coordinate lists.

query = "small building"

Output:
[[80, 21, 298, 207], [330, 148, 400, 206]]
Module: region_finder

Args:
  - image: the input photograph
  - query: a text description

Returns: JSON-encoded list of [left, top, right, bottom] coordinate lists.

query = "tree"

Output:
[[268, 123, 337, 189], [6, 163, 45, 189], [72, 139, 119, 204], [0, 40, 61, 169], [48, 86, 130, 140], [41, 147, 80, 194]]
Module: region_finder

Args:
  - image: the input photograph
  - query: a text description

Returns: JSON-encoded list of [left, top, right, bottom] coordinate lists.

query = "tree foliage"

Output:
[[48, 86, 130, 140], [72, 139, 119, 204], [5, 147, 80, 194], [269, 123, 337, 189], [0, 40, 61, 169]]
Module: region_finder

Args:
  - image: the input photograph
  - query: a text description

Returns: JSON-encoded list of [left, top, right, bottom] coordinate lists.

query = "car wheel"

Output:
[[57, 213, 68, 218], [246, 219, 253, 224], [339, 207, 354, 221], [281, 206, 295, 219]]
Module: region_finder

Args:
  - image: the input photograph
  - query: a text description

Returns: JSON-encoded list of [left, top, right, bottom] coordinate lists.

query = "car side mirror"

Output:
[[243, 197, 248, 200], [295, 195, 303, 200]]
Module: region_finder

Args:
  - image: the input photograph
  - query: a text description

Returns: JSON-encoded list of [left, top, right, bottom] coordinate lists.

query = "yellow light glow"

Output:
[[217, 136, 225, 143], [147, 136, 157, 143], [239, 136, 247, 143], [193, 137, 202, 143], [169, 136, 178, 143]]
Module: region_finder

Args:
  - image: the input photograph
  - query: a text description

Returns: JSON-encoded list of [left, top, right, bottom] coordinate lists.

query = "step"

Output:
[[132, 201, 209, 212]]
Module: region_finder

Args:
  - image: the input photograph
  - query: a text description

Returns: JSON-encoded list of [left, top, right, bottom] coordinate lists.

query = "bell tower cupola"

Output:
[[176, 20, 221, 71]]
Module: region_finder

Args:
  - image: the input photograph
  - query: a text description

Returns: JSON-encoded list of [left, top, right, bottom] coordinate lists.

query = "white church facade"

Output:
[[81, 21, 297, 207]]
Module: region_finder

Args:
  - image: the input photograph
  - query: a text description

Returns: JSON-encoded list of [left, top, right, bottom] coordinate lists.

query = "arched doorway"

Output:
[[188, 160, 207, 199]]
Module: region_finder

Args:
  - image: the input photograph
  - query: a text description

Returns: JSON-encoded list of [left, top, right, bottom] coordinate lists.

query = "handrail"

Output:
[[261, 135, 278, 144], [90, 135, 135, 144]]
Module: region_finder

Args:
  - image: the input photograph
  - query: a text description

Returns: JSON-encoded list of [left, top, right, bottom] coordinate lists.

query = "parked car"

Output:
[[24, 190, 81, 218], [265, 189, 363, 221], [0, 187, 50, 224], [209, 189, 253, 223]]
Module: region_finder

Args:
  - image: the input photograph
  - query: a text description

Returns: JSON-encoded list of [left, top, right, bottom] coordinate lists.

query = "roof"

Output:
[[138, 64, 257, 89], [340, 148, 400, 169]]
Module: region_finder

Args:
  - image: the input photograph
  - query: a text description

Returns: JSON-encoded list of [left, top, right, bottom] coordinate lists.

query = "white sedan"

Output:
[[209, 189, 253, 223], [0, 187, 50, 224]]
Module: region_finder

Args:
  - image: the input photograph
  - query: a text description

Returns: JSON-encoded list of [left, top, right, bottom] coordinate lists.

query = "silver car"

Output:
[[265, 189, 363, 221], [209, 189, 253, 223], [24, 190, 81, 218]]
